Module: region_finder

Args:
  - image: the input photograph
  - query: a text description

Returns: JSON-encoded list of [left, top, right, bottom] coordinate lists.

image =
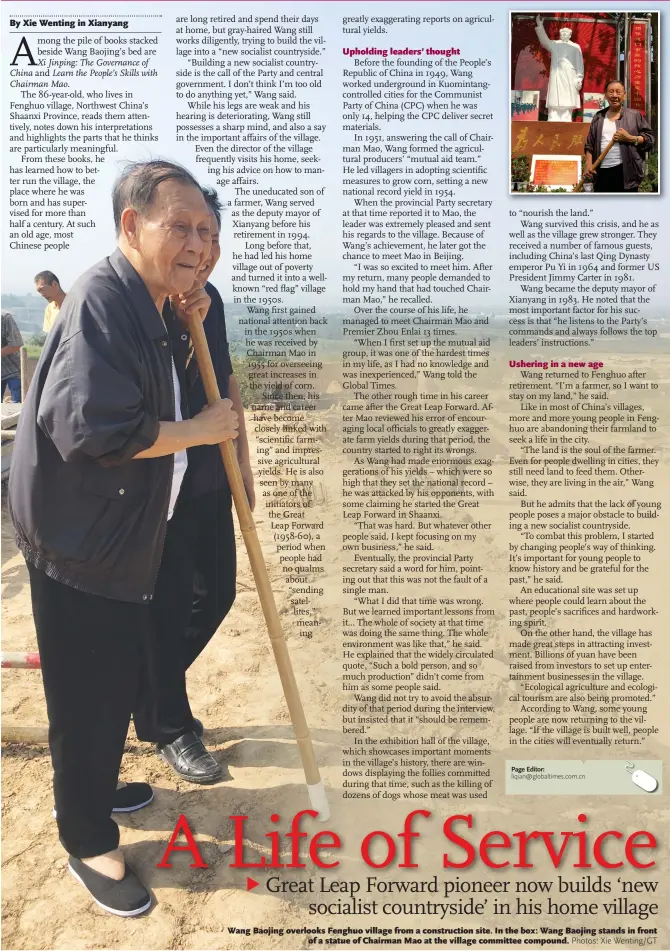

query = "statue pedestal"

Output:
[[511, 121, 589, 158]]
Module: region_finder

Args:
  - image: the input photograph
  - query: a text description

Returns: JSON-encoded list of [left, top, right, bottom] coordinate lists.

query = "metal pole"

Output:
[[623, 13, 629, 87], [20, 346, 28, 403]]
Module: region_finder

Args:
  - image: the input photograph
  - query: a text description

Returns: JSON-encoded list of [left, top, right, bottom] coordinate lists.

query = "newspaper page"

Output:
[[1, 2, 668, 950]]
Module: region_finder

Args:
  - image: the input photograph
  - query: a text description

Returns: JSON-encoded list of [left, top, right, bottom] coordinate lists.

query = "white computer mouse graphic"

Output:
[[631, 769, 658, 793]]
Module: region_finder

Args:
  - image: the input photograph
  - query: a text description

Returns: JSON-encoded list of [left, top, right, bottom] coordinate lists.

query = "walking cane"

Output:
[[20, 347, 28, 403], [186, 312, 331, 822], [573, 138, 615, 192]]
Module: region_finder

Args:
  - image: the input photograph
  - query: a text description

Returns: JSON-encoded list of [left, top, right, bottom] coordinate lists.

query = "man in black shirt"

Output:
[[1, 310, 23, 402], [149, 187, 255, 783]]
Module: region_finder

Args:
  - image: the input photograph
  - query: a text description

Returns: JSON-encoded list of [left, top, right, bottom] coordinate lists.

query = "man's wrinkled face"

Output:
[[197, 213, 221, 285], [35, 279, 59, 302], [559, 28, 572, 41], [606, 83, 625, 106], [131, 181, 212, 296]]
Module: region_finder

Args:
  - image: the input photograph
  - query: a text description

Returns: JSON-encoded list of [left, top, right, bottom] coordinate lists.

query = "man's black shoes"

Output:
[[69, 857, 152, 917], [53, 782, 154, 819], [112, 782, 154, 813], [192, 717, 204, 738], [157, 730, 222, 784]]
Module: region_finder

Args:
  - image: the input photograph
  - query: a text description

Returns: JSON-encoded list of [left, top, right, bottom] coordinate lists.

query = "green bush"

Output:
[[640, 151, 658, 192], [511, 154, 530, 183], [513, 181, 549, 193]]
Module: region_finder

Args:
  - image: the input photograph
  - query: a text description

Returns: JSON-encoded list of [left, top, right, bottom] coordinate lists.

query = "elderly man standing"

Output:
[[34, 270, 67, 334], [9, 160, 238, 916], [584, 80, 654, 192], [1, 310, 24, 402]]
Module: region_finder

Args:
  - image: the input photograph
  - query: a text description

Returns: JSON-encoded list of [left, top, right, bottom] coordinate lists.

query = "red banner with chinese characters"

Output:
[[628, 19, 648, 114]]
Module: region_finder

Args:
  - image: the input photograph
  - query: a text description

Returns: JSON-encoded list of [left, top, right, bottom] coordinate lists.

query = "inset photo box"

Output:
[[509, 11, 659, 194]]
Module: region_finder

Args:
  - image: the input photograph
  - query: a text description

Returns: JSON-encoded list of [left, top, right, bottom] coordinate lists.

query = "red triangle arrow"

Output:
[[246, 877, 259, 891]]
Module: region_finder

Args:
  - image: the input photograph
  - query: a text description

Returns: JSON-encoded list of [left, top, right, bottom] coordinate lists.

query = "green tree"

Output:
[[640, 152, 659, 193]]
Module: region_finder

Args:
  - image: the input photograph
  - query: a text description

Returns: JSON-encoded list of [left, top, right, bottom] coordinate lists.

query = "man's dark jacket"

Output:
[[584, 106, 654, 190], [9, 249, 190, 603], [181, 281, 233, 498]]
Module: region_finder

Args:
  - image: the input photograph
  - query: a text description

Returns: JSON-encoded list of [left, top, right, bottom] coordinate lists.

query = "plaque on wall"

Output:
[[530, 154, 582, 189]]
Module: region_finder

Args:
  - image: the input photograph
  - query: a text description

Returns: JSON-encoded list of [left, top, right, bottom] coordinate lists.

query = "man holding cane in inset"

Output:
[[584, 80, 654, 192]]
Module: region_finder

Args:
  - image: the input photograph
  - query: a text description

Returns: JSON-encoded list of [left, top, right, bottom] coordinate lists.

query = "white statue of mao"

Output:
[[535, 14, 584, 122]]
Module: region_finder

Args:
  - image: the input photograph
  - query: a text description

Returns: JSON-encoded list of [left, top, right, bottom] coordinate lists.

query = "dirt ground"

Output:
[[1, 421, 345, 951]]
